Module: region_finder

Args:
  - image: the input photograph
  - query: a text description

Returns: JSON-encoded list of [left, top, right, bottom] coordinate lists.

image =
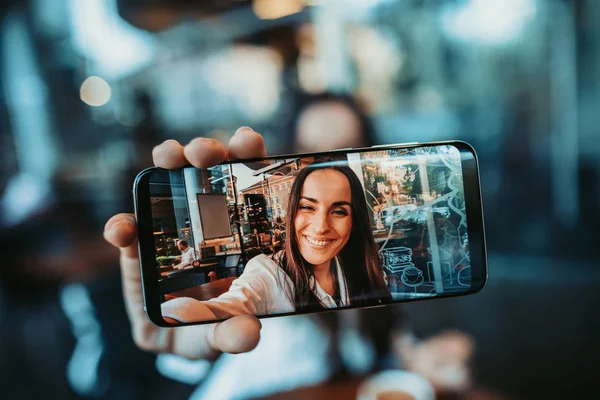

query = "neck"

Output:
[[313, 262, 330, 279], [313, 259, 335, 295]]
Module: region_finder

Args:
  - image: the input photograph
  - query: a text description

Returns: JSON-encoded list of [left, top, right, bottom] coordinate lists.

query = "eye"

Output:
[[299, 204, 314, 211], [332, 208, 349, 216]]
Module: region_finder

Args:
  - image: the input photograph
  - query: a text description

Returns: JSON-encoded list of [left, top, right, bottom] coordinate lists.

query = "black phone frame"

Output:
[[134, 140, 488, 327]]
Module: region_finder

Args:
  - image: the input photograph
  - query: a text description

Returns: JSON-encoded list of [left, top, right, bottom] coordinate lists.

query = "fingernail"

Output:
[[160, 139, 178, 146], [234, 126, 254, 136], [123, 215, 136, 225], [189, 137, 216, 145], [105, 215, 136, 233], [108, 221, 132, 237]]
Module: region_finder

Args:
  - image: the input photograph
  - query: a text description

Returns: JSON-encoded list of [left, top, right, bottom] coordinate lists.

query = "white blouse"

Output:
[[161, 254, 350, 323]]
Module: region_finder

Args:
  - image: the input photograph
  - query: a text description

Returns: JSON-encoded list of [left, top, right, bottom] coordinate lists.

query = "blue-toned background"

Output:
[[1, 1, 599, 399]]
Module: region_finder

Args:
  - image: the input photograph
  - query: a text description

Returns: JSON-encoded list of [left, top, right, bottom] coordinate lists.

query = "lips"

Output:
[[303, 235, 334, 247]]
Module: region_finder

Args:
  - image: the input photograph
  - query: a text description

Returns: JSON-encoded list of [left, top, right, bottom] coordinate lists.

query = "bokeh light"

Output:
[[253, 0, 304, 20], [79, 76, 111, 107]]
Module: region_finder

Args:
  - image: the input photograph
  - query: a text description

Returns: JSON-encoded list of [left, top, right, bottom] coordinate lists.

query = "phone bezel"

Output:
[[134, 140, 488, 327]]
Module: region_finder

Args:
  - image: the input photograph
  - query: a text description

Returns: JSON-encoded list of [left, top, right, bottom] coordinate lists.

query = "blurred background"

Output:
[[1, 0, 599, 399]]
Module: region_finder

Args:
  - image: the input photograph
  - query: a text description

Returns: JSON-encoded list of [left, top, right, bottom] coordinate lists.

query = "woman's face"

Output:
[[294, 169, 353, 268]]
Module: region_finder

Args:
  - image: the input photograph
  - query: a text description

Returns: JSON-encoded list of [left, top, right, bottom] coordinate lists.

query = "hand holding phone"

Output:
[[134, 134, 486, 328], [103, 127, 267, 359], [105, 125, 487, 358]]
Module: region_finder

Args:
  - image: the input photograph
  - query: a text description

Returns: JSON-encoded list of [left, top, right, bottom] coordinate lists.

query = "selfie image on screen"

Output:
[[148, 145, 471, 323]]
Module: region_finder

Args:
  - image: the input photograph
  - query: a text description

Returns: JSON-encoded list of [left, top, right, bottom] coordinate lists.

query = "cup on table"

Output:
[[357, 370, 435, 400]]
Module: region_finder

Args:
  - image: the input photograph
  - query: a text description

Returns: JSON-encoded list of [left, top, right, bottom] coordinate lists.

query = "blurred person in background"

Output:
[[280, 92, 477, 396], [277, 91, 377, 154]]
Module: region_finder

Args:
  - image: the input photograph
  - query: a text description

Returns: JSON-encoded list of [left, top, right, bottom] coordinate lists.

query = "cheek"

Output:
[[294, 214, 308, 235], [334, 219, 353, 242]]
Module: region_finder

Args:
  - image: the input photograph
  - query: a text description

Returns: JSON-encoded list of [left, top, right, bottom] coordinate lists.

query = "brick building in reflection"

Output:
[[239, 175, 295, 220]]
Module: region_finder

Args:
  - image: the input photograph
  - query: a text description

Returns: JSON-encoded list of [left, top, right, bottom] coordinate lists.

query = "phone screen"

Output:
[[144, 144, 479, 324]]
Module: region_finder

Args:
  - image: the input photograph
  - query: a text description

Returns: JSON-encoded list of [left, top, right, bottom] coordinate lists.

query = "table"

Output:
[[257, 375, 509, 400], [216, 251, 242, 256], [164, 277, 237, 301], [258, 376, 362, 400], [159, 264, 175, 277], [164, 262, 219, 278]]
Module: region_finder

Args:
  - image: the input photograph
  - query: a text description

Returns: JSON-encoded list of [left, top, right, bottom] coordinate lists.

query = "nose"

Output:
[[310, 210, 330, 235]]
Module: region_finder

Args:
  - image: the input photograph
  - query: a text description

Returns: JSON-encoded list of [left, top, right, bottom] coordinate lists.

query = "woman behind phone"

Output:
[[161, 159, 391, 322]]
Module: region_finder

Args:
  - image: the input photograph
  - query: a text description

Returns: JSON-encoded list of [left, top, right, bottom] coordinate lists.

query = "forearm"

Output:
[[174, 261, 188, 269]]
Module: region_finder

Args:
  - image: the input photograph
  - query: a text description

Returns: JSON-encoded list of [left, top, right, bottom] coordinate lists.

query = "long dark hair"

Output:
[[278, 158, 391, 310]]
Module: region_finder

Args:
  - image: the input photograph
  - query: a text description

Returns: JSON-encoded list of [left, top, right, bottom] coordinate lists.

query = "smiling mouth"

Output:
[[303, 235, 334, 247]]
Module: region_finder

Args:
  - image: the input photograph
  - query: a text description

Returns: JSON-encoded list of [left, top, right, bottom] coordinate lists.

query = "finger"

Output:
[[104, 213, 262, 359], [103, 214, 144, 317], [227, 127, 267, 160], [104, 214, 166, 351], [173, 314, 262, 359], [152, 139, 187, 169], [183, 138, 229, 169], [104, 213, 138, 258], [213, 314, 262, 353]]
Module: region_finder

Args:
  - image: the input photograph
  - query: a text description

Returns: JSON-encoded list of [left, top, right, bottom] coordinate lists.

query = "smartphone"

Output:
[[134, 141, 487, 327]]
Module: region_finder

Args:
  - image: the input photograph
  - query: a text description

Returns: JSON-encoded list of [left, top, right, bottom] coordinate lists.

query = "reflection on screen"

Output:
[[149, 145, 471, 323]]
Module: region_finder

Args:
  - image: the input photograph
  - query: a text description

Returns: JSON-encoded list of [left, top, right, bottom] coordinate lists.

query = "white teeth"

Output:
[[305, 236, 332, 247]]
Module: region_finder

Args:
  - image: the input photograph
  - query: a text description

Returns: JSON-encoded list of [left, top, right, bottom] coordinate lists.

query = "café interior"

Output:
[[151, 158, 312, 302]]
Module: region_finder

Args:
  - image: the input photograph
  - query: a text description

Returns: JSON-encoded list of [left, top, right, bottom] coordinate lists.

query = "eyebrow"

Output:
[[300, 196, 352, 207]]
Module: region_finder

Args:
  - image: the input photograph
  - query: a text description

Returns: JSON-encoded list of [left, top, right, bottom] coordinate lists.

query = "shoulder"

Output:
[[215, 253, 294, 315], [241, 253, 291, 285], [245, 254, 281, 275], [231, 254, 289, 300]]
